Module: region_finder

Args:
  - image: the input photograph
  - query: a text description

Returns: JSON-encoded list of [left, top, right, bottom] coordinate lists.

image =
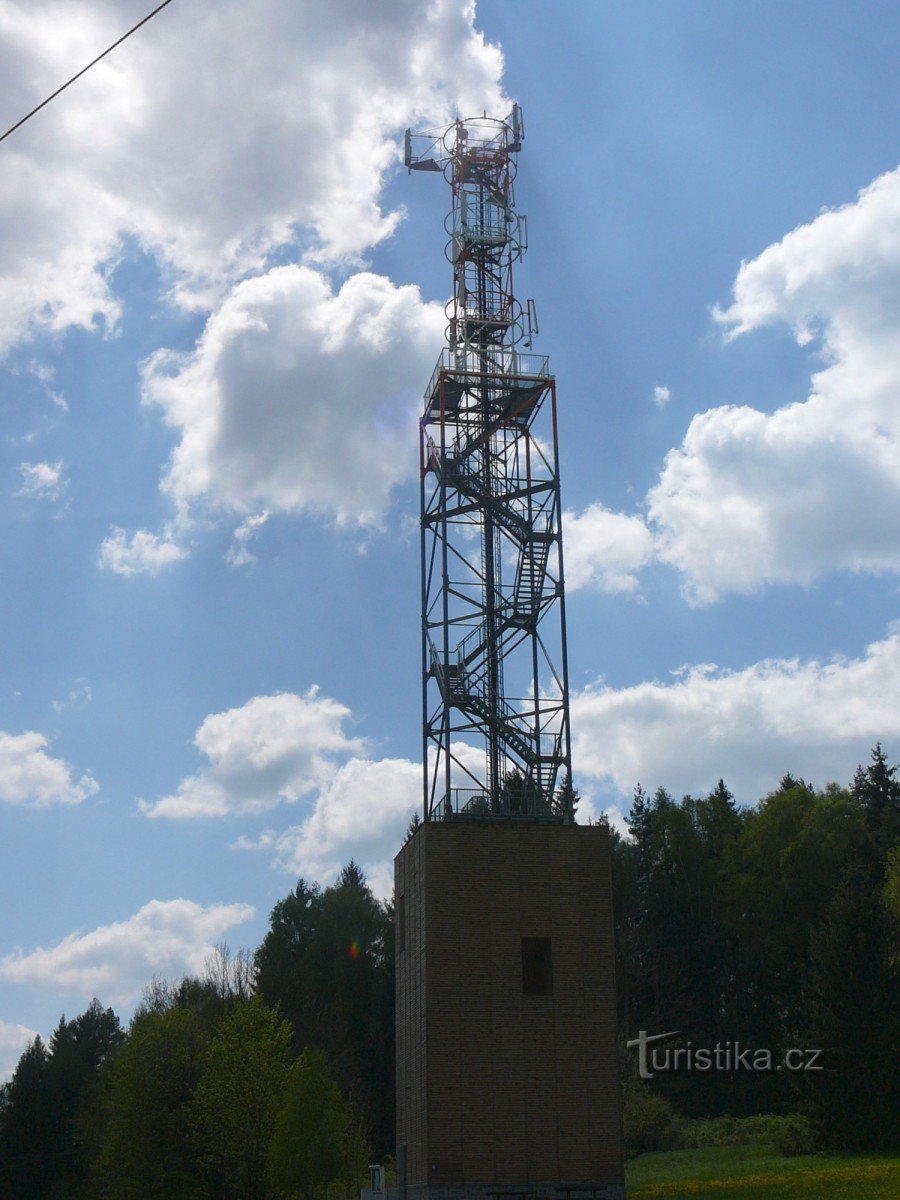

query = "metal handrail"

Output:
[[425, 347, 552, 400]]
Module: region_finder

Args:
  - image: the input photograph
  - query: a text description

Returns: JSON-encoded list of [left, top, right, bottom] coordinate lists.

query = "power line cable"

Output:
[[0, 0, 175, 146]]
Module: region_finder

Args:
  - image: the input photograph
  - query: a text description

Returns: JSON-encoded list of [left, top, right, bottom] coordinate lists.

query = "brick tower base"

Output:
[[395, 820, 625, 1200]]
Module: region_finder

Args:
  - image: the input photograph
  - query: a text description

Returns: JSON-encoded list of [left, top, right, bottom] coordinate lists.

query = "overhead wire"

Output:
[[0, 0, 176, 146]]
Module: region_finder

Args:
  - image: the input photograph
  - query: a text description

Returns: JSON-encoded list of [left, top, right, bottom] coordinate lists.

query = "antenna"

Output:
[[410, 108, 574, 823]]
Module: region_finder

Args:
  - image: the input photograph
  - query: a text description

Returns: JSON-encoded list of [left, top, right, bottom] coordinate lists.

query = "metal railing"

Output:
[[425, 347, 552, 401], [435, 786, 565, 822]]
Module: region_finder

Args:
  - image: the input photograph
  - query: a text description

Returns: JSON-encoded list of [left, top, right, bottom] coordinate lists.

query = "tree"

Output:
[[45, 999, 125, 1196], [801, 864, 900, 1150], [268, 1048, 368, 1200], [627, 784, 653, 855], [884, 843, 900, 953], [695, 779, 742, 857], [190, 998, 293, 1200], [255, 864, 394, 1155], [851, 743, 900, 859], [90, 1007, 211, 1200], [0, 1000, 123, 1200], [499, 766, 544, 816], [202, 943, 255, 1004], [0, 1037, 53, 1200], [552, 773, 579, 819]]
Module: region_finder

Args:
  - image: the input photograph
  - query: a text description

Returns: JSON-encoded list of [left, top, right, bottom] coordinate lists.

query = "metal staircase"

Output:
[[410, 109, 573, 822]]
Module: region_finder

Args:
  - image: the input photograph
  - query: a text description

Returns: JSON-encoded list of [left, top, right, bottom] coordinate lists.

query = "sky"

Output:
[[0, 0, 898, 1076]]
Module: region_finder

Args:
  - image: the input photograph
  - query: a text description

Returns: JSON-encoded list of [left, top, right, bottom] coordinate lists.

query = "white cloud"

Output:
[[226, 511, 269, 568], [653, 385, 671, 409], [648, 168, 900, 603], [97, 526, 187, 576], [0, 1018, 40, 1083], [0, 730, 97, 807], [0, 0, 504, 354], [563, 503, 654, 595], [51, 681, 92, 715], [257, 756, 421, 899], [149, 687, 422, 894], [141, 689, 366, 819], [572, 626, 900, 802], [27, 360, 67, 410], [565, 169, 900, 606], [15, 459, 65, 501], [142, 266, 444, 526], [0, 899, 255, 1004]]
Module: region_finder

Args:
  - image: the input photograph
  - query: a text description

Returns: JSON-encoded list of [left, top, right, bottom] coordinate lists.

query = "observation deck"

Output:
[[423, 347, 553, 425]]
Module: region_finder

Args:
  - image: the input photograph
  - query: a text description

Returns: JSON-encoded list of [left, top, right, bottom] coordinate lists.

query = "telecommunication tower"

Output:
[[406, 106, 573, 823]]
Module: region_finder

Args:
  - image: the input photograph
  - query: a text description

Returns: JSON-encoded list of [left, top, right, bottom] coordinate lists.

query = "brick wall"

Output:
[[395, 821, 624, 1197]]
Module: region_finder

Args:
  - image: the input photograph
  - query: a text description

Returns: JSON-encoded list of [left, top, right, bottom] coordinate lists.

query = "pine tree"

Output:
[[627, 784, 653, 855], [404, 810, 422, 842], [0, 1037, 53, 1200], [801, 865, 900, 1150], [852, 743, 900, 859]]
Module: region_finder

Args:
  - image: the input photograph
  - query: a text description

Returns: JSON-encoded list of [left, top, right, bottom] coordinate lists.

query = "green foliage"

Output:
[[852, 743, 900, 858], [614, 746, 899, 1135], [770, 1116, 818, 1158], [190, 997, 293, 1199], [884, 843, 900, 947], [254, 863, 394, 1155], [500, 766, 544, 816], [0, 1036, 53, 1200], [0, 999, 123, 1200], [800, 864, 900, 1151], [90, 1006, 211, 1200], [679, 1114, 816, 1156], [622, 1078, 680, 1157], [553, 772, 579, 819], [268, 1047, 369, 1199]]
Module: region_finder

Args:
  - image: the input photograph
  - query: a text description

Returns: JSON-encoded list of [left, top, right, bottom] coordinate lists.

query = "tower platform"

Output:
[[395, 820, 625, 1200]]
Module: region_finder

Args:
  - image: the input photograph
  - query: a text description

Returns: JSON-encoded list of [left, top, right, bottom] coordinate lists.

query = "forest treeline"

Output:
[[611, 744, 899, 1152], [1, 748, 898, 1197], [0, 862, 392, 1200]]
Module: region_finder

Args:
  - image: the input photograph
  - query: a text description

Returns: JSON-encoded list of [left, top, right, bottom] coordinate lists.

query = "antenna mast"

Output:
[[407, 107, 574, 822]]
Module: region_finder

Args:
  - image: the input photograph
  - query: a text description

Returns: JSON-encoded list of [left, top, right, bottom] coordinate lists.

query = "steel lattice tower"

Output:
[[406, 107, 573, 823]]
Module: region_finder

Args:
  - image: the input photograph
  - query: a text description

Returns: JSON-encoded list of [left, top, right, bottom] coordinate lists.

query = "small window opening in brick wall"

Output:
[[521, 936, 553, 994]]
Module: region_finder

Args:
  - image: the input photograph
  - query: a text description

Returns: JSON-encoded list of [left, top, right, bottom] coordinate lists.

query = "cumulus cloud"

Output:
[[652, 385, 671, 409], [143, 266, 444, 526], [0, 1018, 39, 1083], [141, 689, 366, 819], [0, 899, 255, 1003], [97, 526, 187, 576], [563, 169, 900, 606], [0, 0, 504, 353], [563, 503, 654, 595], [648, 168, 900, 603], [15, 460, 66, 501], [253, 756, 421, 899], [0, 730, 97, 807], [147, 686, 424, 895], [572, 626, 900, 802]]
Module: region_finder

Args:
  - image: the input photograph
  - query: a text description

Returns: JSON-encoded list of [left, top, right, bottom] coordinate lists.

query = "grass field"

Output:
[[625, 1144, 900, 1198]]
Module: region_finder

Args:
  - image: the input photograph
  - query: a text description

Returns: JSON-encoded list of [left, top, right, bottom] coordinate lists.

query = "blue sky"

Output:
[[1, 0, 898, 1074]]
